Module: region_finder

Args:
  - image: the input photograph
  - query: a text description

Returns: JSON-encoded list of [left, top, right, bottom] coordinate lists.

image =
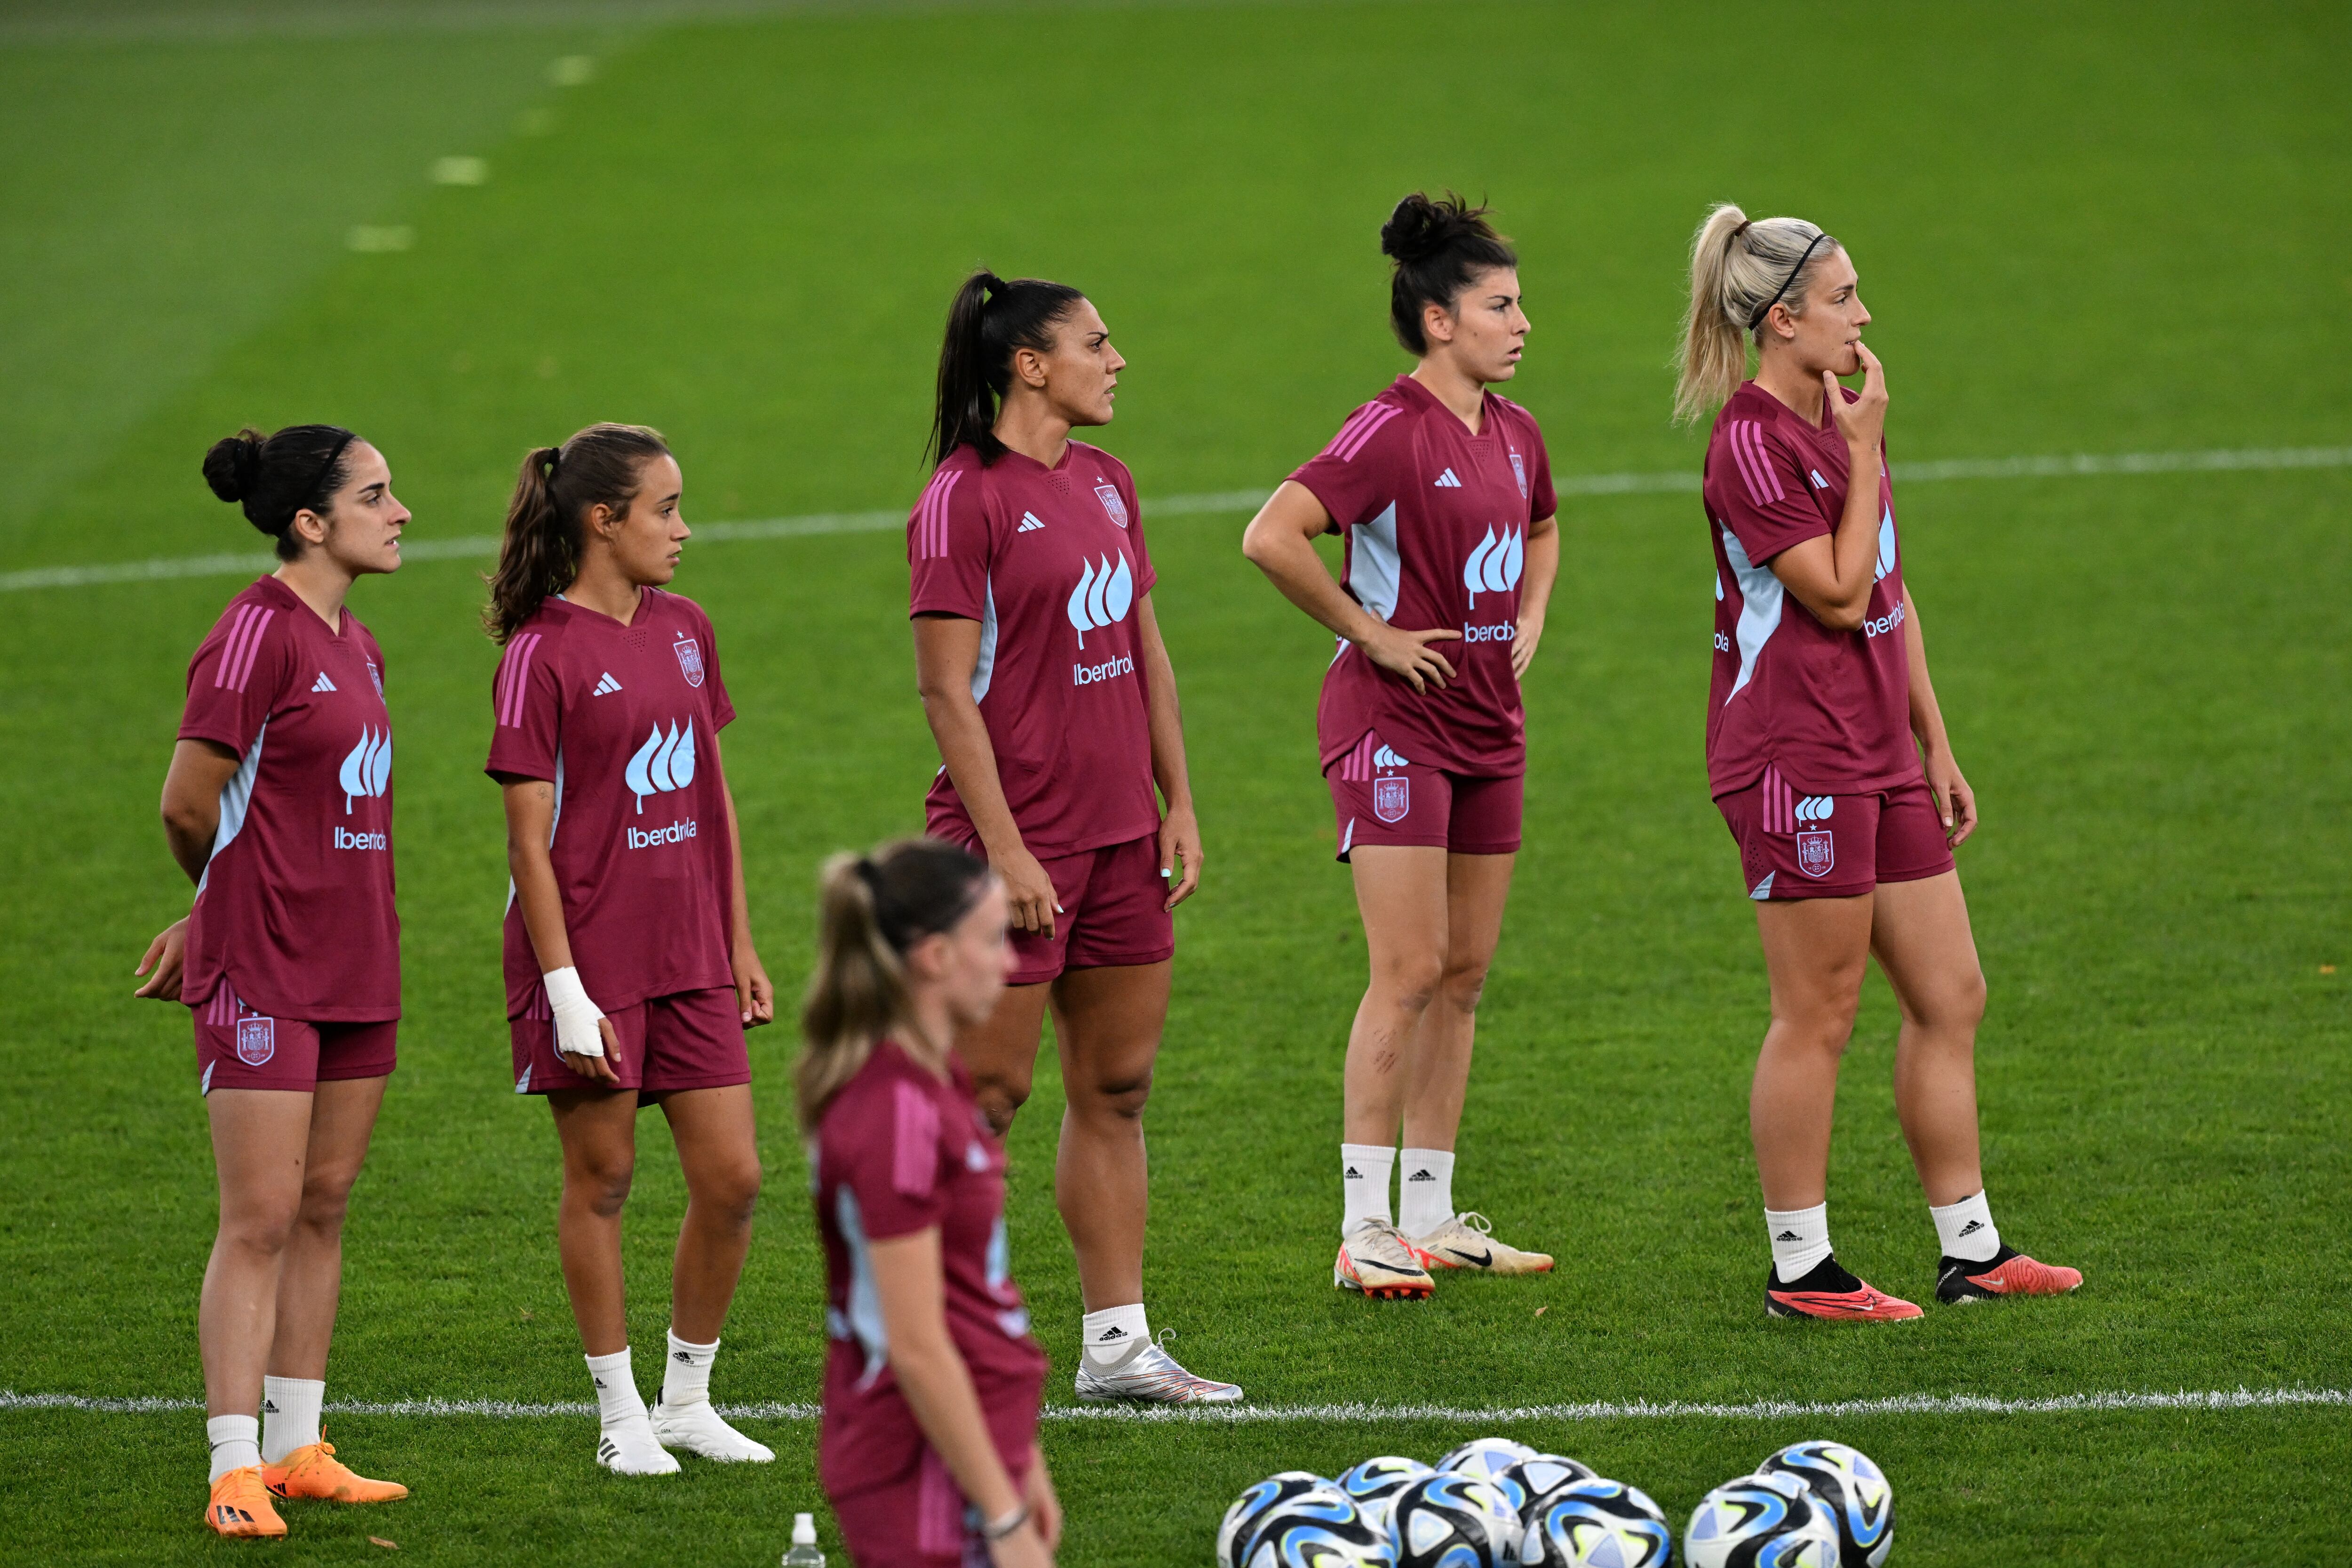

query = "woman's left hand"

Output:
[[1159, 804, 1203, 911], [1025, 1449, 1063, 1552], [733, 947, 775, 1028], [1924, 747, 1978, 848], [1510, 611, 1546, 681], [134, 917, 188, 1001]]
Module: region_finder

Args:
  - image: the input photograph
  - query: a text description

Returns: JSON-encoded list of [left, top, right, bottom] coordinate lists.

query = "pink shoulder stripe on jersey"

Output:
[[495, 633, 543, 728], [1728, 421, 1786, 506], [914, 468, 962, 562], [1322, 401, 1402, 462], [890, 1078, 940, 1198], [214, 604, 276, 692]]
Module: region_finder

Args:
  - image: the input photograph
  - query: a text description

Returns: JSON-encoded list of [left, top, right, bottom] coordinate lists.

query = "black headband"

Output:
[[1748, 232, 1834, 332], [309, 430, 358, 507]]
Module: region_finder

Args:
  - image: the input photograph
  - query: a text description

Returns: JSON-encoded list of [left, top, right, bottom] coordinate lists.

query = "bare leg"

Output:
[[1870, 872, 1989, 1206], [1048, 962, 1170, 1313], [1342, 846, 1449, 1146], [263, 1076, 387, 1380], [548, 1089, 640, 1357], [954, 983, 1052, 1137], [1749, 895, 1875, 1210], [1398, 853, 1515, 1153], [200, 1090, 313, 1418], [655, 1084, 763, 1342]]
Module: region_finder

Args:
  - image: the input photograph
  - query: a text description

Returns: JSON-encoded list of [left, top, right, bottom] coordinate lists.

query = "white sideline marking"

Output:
[[3, 446, 2344, 595], [4, 1385, 2344, 1425]]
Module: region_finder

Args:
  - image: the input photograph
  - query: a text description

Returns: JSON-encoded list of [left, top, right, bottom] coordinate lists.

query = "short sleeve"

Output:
[[908, 464, 992, 620], [485, 628, 561, 781], [693, 605, 735, 730], [1288, 398, 1407, 532], [1523, 426, 1557, 521], [836, 1076, 950, 1241], [179, 597, 291, 756], [1112, 468, 1157, 597], [1715, 417, 1830, 565]]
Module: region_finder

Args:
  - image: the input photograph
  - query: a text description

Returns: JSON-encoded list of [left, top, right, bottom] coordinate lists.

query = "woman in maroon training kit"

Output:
[[803, 838, 1059, 1568], [907, 271, 1236, 1402], [136, 424, 412, 1538], [1677, 203, 2082, 1320], [484, 422, 777, 1472]]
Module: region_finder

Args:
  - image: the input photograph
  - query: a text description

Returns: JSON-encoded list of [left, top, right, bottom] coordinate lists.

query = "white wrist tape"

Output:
[[543, 967, 605, 1059]]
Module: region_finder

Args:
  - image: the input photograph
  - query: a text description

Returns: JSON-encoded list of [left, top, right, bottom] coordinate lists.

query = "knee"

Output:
[[1076, 1065, 1154, 1124], [222, 1192, 303, 1257], [294, 1164, 361, 1237], [1371, 952, 1446, 1016], [567, 1155, 636, 1219], [694, 1159, 763, 1227], [971, 1074, 1032, 1138], [1436, 957, 1492, 1016], [1914, 964, 1988, 1034]]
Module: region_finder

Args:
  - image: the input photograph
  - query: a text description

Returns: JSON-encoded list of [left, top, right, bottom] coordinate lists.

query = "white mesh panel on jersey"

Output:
[[970, 576, 999, 703], [196, 724, 267, 895], [1718, 524, 1784, 703], [1348, 502, 1402, 621]]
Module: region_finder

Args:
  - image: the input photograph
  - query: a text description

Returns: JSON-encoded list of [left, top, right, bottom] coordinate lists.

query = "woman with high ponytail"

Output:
[[135, 424, 413, 1537], [799, 840, 1061, 1568], [1679, 202, 2081, 1320], [482, 422, 780, 1473], [1241, 192, 1562, 1301], [908, 269, 1234, 1403]]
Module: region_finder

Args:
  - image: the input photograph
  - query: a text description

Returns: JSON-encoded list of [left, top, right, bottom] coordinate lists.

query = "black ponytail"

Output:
[[927, 269, 1087, 468], [482, 422, 670, 644], [201, 423, 360, 561], [1380, 191, 1518, 355]]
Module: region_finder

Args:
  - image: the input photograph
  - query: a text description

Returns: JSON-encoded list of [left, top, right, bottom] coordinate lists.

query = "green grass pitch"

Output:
[[1, 1, 2347, 1562]]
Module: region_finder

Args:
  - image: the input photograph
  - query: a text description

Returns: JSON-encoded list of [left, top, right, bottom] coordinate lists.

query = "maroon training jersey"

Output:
[[908, 441, 1160, 856], [484, 590, 739, 1019], [814, 1040, 1047, 1497], [1703, 381, 1919, 798], [177, 575, 400, 1022], [1289, 374, 1558, 777]]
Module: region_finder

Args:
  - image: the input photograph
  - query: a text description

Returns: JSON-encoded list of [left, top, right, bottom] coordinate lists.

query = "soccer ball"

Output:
[[1518, 1479, 1673, 1568], [1390, 1471, 1523, 1567], [1683, 1472, 1840, 1568], [1756, 1441, 1894, 1568], [1222, 1472, 1338, 1567], [1243, 1486, 1399, 1568], [1337, 1456, 1438, 1533], [1494, 1455, 1599, 1525], [1435, 1436, 1538, 1484]]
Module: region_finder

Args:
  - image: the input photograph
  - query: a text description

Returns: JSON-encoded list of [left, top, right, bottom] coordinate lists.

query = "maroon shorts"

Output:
[[1717, 766, 1955, 900], [1007, 834, 1176, 987], [832, 1446, 1029, 1568], [1327, 755, 1523, 860], [510, 986, 749, 1095], [192, 986, 397, 1094]]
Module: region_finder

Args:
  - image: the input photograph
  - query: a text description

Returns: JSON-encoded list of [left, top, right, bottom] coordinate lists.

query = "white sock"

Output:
[[1081, 1303, 1150, 1370], [260, 1376, 323, 1464], [1765, 1202, 1833, 1282], [1931, 1190, 2002, 1262], [660, 1330, 718, 1409], [586, 1347, 648, 1428], [1398, 1147, 1456, 1237], [207, 1414, 261, 1482], [1341, 1143, 1395, 1234]]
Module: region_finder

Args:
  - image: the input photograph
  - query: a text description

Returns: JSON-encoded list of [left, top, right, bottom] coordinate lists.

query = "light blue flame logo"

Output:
[[337, 727, 391, 814], [623, 720, 696, 813], [1065, 552, 1135, 648], [1462, 526, 1525, 608]]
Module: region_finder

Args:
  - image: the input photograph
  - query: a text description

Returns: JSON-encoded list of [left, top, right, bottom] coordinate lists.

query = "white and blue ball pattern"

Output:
[[1436, 1438, 1539, 1486], [1391, 1471, 1523, 1568], [1516, 1479, 1672, 1568], [1756, 1442, 1893, 1568], [1494, 1456, 1599, 1527], [1221, 1472, 1337, 1568], [1242, 1486, 1398, 1568], [1337, 1457, 1438, 1534], [1683, 1472, 1839, 1568]]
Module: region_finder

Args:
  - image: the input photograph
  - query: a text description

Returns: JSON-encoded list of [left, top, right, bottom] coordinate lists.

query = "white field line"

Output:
[[4, 1385, 2345, 1425], [4, 446, 2345, 596]]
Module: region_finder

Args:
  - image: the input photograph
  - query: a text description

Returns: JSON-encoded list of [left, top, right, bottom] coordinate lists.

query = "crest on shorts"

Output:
[[1095, 483, 1128, 528], [1797, 829, 1836, 878], [672, 636, 705, 688], [236, 1016, 277, 1067], [1373, 776, 1411, 824], [1510, 451, 1528, 499]]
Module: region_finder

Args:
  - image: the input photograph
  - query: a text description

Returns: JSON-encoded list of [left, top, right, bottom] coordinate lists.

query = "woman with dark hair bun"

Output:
[[909, 270, 1236, 1404], [1243, 193, 1561, 1301], [135, 425, 412, 1538]]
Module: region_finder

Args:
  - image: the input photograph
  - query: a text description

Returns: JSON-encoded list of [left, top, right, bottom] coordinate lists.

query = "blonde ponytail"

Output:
[[1673, 203, 1840, 424]]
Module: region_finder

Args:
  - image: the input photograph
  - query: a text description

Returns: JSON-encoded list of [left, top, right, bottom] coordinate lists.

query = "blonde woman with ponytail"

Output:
[[1677, 205, 2082, 1320], [801, 840, 1059, 1568]]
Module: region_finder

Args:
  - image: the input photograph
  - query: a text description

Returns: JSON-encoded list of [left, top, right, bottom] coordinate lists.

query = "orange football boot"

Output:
[[1937, 1246, 2083, 1304], [263, 1438, 409, 1504], [1765, 1257, 1923, 1321], [204, 1466, 287, 1538]]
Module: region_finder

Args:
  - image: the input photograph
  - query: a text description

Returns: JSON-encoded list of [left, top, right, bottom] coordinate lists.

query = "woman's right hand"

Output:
[[990, 841, 1060, 939], [560, 1019, 622, 1086], [133, 917, 189, 1001], [1823, 341, 1887, 456], [988, 1521, 1055, 1568], [1358, 619, 1461, 694]]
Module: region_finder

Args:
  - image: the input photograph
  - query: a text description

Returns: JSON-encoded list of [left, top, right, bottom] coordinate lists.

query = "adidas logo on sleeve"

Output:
[[310, 672, 336, 692], [593, 672, 623, 695], [1434, 468, 1463, 488], [1017, 512, 1045, 533]]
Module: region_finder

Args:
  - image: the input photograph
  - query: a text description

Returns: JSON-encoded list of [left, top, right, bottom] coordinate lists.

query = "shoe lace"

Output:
[[1455, 1212, 1495, 1237]]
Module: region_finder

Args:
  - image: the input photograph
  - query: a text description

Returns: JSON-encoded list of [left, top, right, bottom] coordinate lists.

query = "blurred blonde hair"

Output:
[[1674, 203, 1840, 424]]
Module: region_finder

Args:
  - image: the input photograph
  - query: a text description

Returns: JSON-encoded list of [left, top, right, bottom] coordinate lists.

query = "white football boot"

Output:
[[1335, 1218, 1437, 1300], [594, 1413, 681, 1475], [1073, 1330, 1243, 1404], [1407, 1212, 1554, 1275], [648, 1395, 775, 1462]]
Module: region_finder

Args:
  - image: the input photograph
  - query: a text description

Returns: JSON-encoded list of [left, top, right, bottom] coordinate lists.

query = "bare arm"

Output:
[[1510, 513, 1561, 681], [1133, 594, 1202, 909], [716, 770, 773, 1027], [1240, 481, 1461, 693], [1902, 590, 1977, 846], [1765, 345, 1889, 632], [912, 614, 1058, 938], [133, 739, 242, 999], [499, 774, 620, 1081], [869, 1229, 1056, 1567]]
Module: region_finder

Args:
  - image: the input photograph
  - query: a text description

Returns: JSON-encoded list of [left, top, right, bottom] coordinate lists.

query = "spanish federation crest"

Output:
[[236, 1015, 277, 1067], [1373, 776, 1411, 824], [1510, 450, 1528, 499], [364, 658, 384, 699], [1094, 483, 1128, 528], [1796, 829, 1835, 878], [673, 636, 705, 688]]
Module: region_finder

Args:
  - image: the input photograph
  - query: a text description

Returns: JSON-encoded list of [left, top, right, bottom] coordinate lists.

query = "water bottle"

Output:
[[782, 1512, 826, 1566]]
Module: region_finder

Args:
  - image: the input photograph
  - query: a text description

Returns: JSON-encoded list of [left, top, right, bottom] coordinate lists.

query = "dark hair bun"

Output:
[[1381, 191, 1491, 264], [202, 430, 264, 505]]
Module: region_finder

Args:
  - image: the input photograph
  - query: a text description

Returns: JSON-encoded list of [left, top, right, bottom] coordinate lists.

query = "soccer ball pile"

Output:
[[1216, 1437, 1892, 1568]]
